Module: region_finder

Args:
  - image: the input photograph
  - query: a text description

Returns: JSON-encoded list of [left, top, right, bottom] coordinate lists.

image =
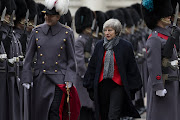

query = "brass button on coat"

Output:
[[61, 47, 63, 49], [63, 39, 66, 42], [43, 70, 46, 72], [36, 38, 38, 41], [58, 54, 61, 57], [40, 54, 43, 56], [55, 70, 58, 72], [55, 62, 58, 65], [66, 31, 68, 34], [42, 61, 45, 64], [36, 31, 38, 33], [38, 46, 41, 48]]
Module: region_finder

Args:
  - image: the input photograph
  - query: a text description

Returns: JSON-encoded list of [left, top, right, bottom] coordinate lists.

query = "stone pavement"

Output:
[[135, 95, 147, 120]]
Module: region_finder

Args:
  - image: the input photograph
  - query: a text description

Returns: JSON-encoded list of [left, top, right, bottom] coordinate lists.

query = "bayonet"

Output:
[[1, 7, 7, 22], [122, 23, 126, 34], [24, 9, 29, 32], [95, 26, 99, 37], [91, 19, 96, 31], [9, 10, 15, 27], [173, 3, 179, 27], [65, 22, 67, 26], [171, 3, 179, 34], [33, 14, 37, 28], [131, 25, 135, 34]]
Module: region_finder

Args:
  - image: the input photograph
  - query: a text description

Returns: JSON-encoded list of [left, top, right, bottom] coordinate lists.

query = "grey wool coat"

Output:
[[146, 26, 180, 120], [21, 22, 76, 120]]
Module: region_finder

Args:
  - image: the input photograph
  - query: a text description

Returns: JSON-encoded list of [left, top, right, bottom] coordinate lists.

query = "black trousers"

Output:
[[79, 107, 95, 120], [98, 79, 125, 120], [48, 86, 63, 120]]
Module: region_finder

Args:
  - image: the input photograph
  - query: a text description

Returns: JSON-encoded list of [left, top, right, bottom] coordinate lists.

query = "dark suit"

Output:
[[84, 36, 142, 120], [21, 22, 76, 120]]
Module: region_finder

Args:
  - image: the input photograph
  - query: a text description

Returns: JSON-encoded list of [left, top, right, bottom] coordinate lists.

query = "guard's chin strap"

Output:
[[161, 18, 171, 24]]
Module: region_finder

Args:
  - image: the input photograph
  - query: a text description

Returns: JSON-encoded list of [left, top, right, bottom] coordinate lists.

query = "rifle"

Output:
[[33, 14, 37, 28], [19, 10, 29, 55], [0, 7, 7, 62], [84, 19, 96, 67], [162, 3, 179, 71]]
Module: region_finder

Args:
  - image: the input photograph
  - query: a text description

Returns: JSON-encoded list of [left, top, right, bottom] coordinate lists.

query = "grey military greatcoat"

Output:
[[74, 34, 94, 109], [146, 26, 180, 120], [21, 22, 76, 120]]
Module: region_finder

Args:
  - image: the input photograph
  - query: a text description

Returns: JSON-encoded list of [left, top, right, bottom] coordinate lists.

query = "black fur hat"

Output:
[[119, 8, 134, 27], [95, 11, 108, 32], [0, 0, 16, 15], [142, 0, 173, 29], [127, 7, 141, 26], [105, 10, 115, 19], [36, 3, 45, 24], [25, 0, 37, 20], [14, 0, 27, 23], [131, 3, 143, 19], [75, 6, 94, 34], [114, 9, 125, 25], [59, 9, 72, 27], [105, 9, 125, 25]]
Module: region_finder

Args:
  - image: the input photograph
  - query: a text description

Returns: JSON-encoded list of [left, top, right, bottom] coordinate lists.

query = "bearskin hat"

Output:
[[25, 0, 37, 20], [95, 11, 108, 33], [119, 8, 134, 27], [14, 0, 27, 23], [59, 9, 72, 27], [114, 9, 125, 26], [75, 6, 94, 34], [37, 3, 45, 24], [127, 7, 141, 26], [131, 3, 143, 19], [142, 0, 173, 29], [0, 0, 16, 15]]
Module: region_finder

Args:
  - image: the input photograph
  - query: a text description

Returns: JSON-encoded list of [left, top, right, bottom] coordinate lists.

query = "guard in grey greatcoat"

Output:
[[0, 0, 22, 119], [21, 0, 80, 120], [142, 0, 180, 119], [74, 6, 95, 120], [0, 0, 12, 119]]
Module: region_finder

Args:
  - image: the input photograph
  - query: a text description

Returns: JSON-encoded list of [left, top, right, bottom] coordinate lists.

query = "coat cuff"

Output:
[[152, 83, 164, 91], [20, 70, 33, 84], [64, 70, 76, 83]]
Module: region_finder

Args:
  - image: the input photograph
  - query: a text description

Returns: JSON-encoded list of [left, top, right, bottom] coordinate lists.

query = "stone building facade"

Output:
[[35, 0, 141, 16]]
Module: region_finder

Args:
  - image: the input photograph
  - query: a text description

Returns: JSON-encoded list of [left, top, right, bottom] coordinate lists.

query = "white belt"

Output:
[[8, 57, 20, 64], [0, 54, 7, 59]]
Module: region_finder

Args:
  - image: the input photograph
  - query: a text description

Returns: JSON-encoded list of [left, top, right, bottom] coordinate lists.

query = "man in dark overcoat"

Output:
[[21, 0, 80, 120]]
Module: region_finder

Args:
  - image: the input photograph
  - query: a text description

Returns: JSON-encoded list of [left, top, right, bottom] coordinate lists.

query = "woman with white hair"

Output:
[[83, 18, 142, 120]]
